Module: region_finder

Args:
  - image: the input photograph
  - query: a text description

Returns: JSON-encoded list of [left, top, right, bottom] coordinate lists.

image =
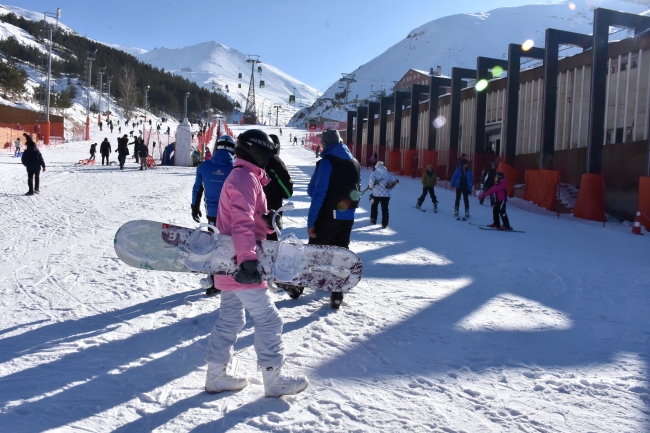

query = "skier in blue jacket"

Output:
[[450, 158, 473, 219], [191, 134, 236, 295]]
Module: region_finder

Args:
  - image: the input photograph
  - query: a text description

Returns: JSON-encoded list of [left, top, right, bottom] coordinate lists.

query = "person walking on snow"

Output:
[[13, 137, 21, 156], [480, 161, 497, 206], [451, 159, 473, 219], [368, 161, 399, 228], [204, 129, 308, 397], [100, 138, 111, 165], [138, 141, 149, 170], [21, 134, 46, 195], [293, 136, 297, 146], [116, 134, 129, 170], [191, 135, 236, 295], [415, 164, 438, 212], [305, 129, 360, 309], [89, 143, 97, 161], [478, 172, 512, 230]]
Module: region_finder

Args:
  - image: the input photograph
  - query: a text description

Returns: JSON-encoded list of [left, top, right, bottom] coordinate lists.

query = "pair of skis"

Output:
[[468, 221, 525, 233]]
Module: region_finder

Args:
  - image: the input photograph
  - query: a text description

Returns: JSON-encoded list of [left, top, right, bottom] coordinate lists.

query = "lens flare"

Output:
[[491, 65, 504, 78], [522, 39, 534, 51], [568, 2, 577, 10], [433, 116, 446, 128], [475, 79, 488, 92]]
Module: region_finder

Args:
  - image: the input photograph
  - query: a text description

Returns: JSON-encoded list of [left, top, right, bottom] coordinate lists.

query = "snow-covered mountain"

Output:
[[137, 42, 318, 125], [291, 0, 650, 126]]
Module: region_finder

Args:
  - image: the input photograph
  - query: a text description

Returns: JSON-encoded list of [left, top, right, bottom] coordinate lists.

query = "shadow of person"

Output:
[[189, 397, 291, 433]]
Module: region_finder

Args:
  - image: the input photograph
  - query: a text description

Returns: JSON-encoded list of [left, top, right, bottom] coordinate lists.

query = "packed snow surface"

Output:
[[0, 124, 649, 432]]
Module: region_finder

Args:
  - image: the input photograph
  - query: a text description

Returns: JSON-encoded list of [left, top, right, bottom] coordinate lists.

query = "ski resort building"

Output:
[[345, 7, 650, 223]]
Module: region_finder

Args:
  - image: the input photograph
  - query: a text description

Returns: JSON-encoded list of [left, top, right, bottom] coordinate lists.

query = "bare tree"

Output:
[[119, 64, 137, 118]]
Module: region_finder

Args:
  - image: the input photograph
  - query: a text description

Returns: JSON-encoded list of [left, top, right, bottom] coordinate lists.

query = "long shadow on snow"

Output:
[[0, 308, 318, 431]]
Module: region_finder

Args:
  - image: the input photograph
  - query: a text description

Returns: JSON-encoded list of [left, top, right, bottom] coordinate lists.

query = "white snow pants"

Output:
[[205, 289, 284, 367]]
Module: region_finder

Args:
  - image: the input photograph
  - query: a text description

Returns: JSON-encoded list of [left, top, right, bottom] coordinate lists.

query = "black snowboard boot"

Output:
[[433, 200, 438, 213], [278, 283, 304, 299], [206, 286, 221, 296], [454, 206, 459, 218], [330, 292, 343, 309], [465, 207, 470, 219]]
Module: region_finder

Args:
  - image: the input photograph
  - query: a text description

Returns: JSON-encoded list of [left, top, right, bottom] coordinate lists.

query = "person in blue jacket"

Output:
[[305, 129, 360, 309], [191, 134, 236, 295], [450, 158, 473, 219]]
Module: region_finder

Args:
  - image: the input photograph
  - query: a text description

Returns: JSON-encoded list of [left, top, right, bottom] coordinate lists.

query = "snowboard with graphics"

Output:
[[114, 220, 363, 292]]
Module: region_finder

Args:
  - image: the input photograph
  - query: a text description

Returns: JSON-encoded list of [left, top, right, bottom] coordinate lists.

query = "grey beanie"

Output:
[[321, 129, 342, 147]]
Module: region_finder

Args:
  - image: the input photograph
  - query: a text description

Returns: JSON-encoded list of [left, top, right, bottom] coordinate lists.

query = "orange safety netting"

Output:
[[421, 150, 438, 175], [496, 161, 520, 197], [523, 170, 561, 211], [574, 173, 606, 222], [403, 150, 417, 177], [387, 150, 401, 174], [639, 176, 650, 231]]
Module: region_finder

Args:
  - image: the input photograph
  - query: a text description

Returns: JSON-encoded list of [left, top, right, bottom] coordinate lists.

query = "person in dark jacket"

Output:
[[480, 161, 497, 206], [89, 143, 97, 161], [130, 137, 140, 163], [305, 129, 360, 309], [116, 134, 129, 170], [416, 164, 438, 212], [478, 172, 512, 230], [100, 138, 111, 165], [264, 135, 293, 241], [450, 159, 473, 219], [138, 141, 149, 170], [20, 135, 46, 195], [191, 134, 236, 296]]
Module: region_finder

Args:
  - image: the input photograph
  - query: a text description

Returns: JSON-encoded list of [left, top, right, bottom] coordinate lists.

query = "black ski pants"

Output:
[[493, 200, 511, 228], [101, 153, 109, 165], [417, 186, 437, 206], [118, 153, 126, 168], [89, 152, 95, 161], [27, 171, 40, 193], [308, 218, 354, 249], [370, 196, 390, 227], [455, 188, 470, 211]]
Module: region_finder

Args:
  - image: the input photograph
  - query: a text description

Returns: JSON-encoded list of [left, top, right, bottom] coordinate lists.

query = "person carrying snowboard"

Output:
[[204, 129, 308, 397], [478, 172, 512, 230], [480, 161, 497, 206], [21, 134, 46, 195], [191, 135, 236, 295], [305, 129, 360, 309], [450, 158, 473, 220], [368, 161, 398, 228], [89, 142, 97, 162], [415, 164, 438, 212]]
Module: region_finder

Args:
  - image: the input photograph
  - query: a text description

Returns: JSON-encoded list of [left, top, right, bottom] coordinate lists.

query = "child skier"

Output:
[[204, 129, 308, 397], [415, 164, 438, 212], [368, 161, 399, 228], [478, 172, 512, 230]]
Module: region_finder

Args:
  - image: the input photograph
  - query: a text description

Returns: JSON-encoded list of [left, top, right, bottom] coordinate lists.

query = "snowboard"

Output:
[[478, 226, 525, 233], [114, 220, 363, 292]]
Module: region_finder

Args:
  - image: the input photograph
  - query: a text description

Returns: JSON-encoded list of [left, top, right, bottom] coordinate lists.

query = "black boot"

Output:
[[205, 285, 221, 296], [330, 292, 343, 309], [278, 283, 303, 299]]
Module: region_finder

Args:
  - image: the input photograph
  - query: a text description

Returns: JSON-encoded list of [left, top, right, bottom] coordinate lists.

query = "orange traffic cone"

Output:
[[632, 206, 644, 235]]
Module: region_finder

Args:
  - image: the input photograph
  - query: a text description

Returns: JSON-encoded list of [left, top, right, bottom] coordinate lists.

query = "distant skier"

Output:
[[100, 138, 111, 165], [98, 121, 103, 131], [415, 164, 438, 212], [480, 161, 497, 206], [21, 134, 46, 195], [109, 123, 114, 134], [203, 129, 308, 397], [293, 136, 297, 146], [369, 161, 398, 228], [279, 128, 282, 136], [138, 141, 149, 170], [89, 142, 97, 161], [289, 133, 292, 143], [451, 158, 472, 220], [13, 137, 21, 156], [116, 134, 129, 170], [478, 172, 512, 230]]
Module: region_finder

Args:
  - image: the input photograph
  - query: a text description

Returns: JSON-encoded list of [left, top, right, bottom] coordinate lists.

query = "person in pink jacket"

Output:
[[204, 129, 309, 398], [478, 171, 512, 230]]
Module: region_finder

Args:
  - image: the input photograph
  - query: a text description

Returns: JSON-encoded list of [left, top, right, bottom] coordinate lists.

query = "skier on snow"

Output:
[[415, 164, 438, 212], [89, 142, 97, 162], [450, 158, 473, 220], [368, 161, 398, 228], [191, 135, 236, 295], [478, 172, 513, 230], [204, 129, 308, 397]]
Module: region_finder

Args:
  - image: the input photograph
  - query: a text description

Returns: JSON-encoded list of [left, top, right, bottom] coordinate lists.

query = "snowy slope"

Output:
[[0, 126, 648, 432], [0, 4, 74, 33], [291, 0, 650, 125], [138, 42, 318, 125]]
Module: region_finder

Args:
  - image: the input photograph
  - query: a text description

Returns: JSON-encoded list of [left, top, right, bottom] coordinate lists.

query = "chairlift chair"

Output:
[[260, 80, 265, 88]]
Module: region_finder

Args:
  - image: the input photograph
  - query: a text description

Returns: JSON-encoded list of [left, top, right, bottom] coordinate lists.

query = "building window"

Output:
[[631, 60, 638, 69], [621, 62, 627, 72], [606, 129, 613, 144], [615, 127, 624, 143], [610, 65, 617, 74], [627, 127, 633, 141]]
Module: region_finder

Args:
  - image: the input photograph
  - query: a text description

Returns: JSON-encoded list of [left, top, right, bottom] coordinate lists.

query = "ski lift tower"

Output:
[[243, 55, 261, 124], [339, 73, 356, 105]]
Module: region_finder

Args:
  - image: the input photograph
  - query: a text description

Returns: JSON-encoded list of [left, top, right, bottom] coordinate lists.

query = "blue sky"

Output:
[[10, 0, 536, 90]]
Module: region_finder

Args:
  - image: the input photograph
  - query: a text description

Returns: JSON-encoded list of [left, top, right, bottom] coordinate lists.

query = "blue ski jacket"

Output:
[[307, 142, 359, 228], [191, 149, 234, 217], [450, 167, 473, 190]]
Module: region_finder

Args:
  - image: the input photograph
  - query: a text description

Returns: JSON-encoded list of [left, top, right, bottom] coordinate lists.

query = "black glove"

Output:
[[191, 205, 202, 223], [235, 260, 262, 284], [262, 210, 282, 231]]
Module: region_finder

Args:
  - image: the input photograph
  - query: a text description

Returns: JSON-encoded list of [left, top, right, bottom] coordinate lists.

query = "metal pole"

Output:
[[184, 92, 189, 120], [97, 67, 105, 123], [106, 76, 112, 121], [44, 26, 52, 122]]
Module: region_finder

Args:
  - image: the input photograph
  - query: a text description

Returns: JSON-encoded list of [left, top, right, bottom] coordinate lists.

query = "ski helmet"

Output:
[[496, 171, 505, 180], [215, 134, 236, 153], [268, 134, 281, 155], [234, 129, 276, 168]]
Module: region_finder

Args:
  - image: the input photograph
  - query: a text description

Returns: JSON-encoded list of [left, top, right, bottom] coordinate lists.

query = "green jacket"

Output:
[[422, 166, 437, 187]]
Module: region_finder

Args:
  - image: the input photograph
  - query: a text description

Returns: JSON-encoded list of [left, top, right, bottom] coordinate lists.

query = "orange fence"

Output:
[[387, 151, 401, 174], [497, 162, 520, 197], [523, 170, 561, 211], [403, 150, 417, 177], [0, 122, 63, 142], [639, 176, 650, 231], [421, 150, 438, 175], [574, 173, 606, 222], [1, 127, 37, 151]]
